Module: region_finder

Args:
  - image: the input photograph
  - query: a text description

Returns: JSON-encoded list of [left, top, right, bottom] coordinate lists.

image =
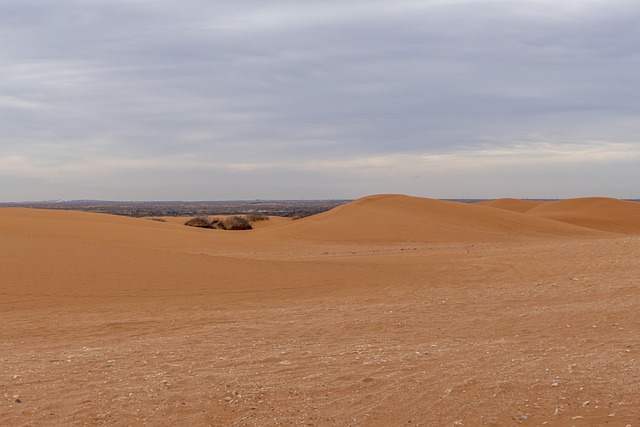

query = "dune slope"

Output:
[[476, 198, 547, 213], [526, 197, 640, 234], [261, 194, 609, 243]]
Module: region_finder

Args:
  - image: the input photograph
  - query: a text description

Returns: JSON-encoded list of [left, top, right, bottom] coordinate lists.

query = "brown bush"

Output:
[[145, 217, 166, 222], [185, 215, 252, 230], [184, 216, 214, 228], [247, 213, 269, 222], [220, 215, 253, 230]]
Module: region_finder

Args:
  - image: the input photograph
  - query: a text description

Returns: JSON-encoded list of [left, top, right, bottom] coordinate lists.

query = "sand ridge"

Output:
[[262, 194, 612, 243], [525, 197, 640, 234], [479, 197, 640, 234], [2, 195, 640, 426], [476, 198, 547, 213]]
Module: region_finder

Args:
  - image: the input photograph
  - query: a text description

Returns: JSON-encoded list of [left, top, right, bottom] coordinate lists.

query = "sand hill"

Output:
[[2, 195, 640, 426], [476, 197, 547, 213], [480, 196, 640, 234], [265, 194, 609, 243], [525, 197, 640, 234]]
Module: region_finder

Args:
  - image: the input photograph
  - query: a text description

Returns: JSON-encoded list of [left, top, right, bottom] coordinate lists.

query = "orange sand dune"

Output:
[[476, 197, 547, 213], [0, 208, 300, 258], [262, 194, 608, 243], [526, 197, 640, 234], [3, 197, 640, 426]]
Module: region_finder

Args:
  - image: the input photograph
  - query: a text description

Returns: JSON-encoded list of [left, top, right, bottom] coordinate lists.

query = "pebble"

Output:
[[551, 381, 559, 387]]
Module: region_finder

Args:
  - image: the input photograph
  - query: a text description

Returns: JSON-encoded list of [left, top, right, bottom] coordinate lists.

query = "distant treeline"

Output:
[[0, 200, 353, 218]]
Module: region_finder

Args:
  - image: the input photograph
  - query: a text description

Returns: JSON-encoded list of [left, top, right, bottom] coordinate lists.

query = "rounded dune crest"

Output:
[[263, 194, 608, 243], [527, 197, 640, 234], [476, 198, 547, 213]]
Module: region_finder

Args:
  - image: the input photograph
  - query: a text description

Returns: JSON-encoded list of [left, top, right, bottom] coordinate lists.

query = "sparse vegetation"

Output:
[[184, 216, 215, 228], [1, 200, 351, 218], [220, 215, 253, 230], [209, 217, 223, 228], [184, 215, 252, 230], [145, 217, 166, 222], [247, 213, 269, 222]]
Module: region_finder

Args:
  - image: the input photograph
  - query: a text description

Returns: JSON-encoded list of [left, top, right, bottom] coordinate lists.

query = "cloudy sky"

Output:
[[1, 0, 639, 201]]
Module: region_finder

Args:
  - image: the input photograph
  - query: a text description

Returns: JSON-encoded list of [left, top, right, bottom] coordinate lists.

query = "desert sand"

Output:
[[2, 195, 640, 426]]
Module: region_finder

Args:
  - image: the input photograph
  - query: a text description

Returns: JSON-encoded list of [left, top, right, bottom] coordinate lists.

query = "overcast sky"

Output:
[[1, 0, 639, 201]]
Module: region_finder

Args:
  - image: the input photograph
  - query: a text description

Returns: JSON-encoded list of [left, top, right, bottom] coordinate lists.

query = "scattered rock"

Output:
[[15, 399, 21, 403]]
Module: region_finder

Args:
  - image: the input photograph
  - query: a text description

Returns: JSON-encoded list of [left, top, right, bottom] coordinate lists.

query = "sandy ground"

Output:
[[2, 195, 640, 426]]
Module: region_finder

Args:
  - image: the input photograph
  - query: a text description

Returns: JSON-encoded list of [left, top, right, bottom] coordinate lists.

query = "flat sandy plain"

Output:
[[2, 194, 640, 426]]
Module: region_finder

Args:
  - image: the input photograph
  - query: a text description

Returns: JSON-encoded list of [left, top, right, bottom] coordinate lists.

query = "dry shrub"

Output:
[[185, 215, 252, 230], [247, 213, 269, 222], [184, 216, 214, 228], [145, 217, 166, 222], [220, 215, 253, 230]]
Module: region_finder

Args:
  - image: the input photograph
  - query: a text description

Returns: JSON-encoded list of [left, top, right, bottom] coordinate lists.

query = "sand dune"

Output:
[[0, 208, 297, 258], [262, 194, 609, 243], [476, 197, 547, 213], [3, 196, 640, 426], [525, 197, 640, 234]]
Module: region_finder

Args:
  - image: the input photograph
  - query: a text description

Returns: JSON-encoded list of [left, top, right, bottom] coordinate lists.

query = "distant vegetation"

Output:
[[184, 215, 253, 230], [144, 217, 166, 222], [221, 216, 253, 230], [246, 213, 269, 222], [184, 216, 215, 228], [0, 200, 351, 218]]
